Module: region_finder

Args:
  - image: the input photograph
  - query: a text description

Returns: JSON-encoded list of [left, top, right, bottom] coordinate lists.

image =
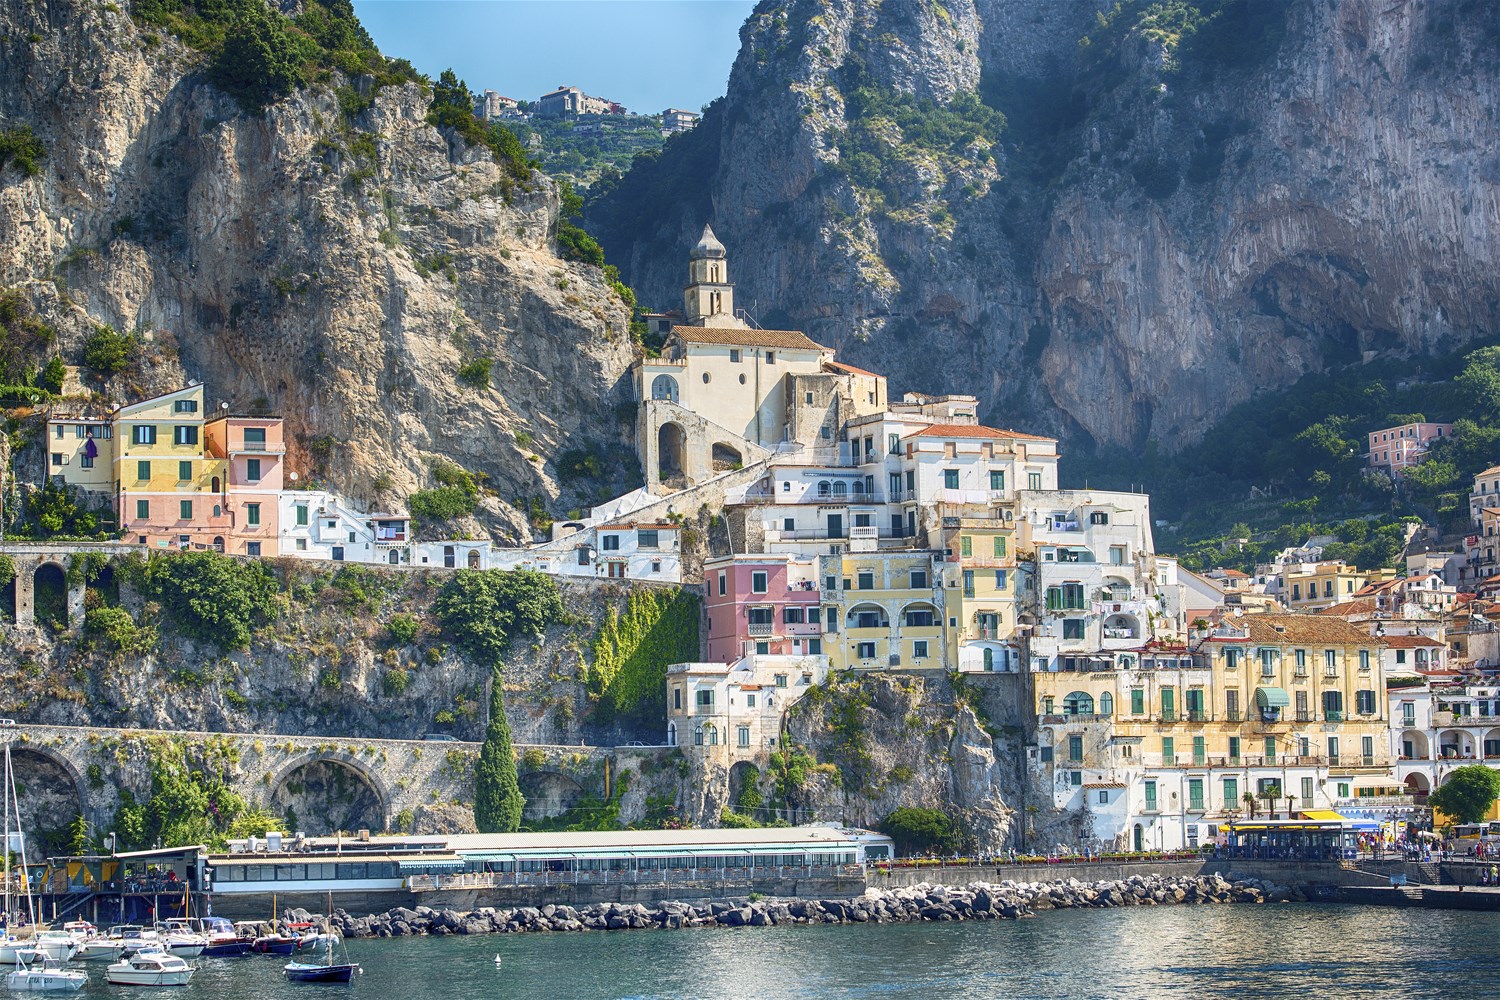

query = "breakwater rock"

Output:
[[316, 873, 1306, 938]]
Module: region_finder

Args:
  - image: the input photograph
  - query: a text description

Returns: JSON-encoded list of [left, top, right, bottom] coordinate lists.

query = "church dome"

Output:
[[690, 224, 726, 259]]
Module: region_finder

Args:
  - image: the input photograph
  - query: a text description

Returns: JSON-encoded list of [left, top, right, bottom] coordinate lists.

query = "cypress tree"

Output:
[[474, 667, 523, 832]]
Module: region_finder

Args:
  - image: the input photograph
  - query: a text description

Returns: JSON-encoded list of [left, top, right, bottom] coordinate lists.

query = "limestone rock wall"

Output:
[[0, 0, 639, 538], [593, 0, 1500, 451]]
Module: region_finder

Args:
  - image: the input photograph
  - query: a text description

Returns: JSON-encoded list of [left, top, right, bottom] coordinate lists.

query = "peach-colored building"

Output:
[[206, 414, 285, 556], [1367, 421, 1452, 475]]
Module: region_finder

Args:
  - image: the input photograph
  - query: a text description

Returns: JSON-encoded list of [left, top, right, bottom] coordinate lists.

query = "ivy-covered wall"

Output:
[[586, 588, 700, 731]]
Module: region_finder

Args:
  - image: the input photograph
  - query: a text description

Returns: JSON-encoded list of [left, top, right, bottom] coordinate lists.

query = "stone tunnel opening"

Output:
[[9, 749, 85, 857], [271, 760, 385, 836], [518, 771, 585, 822], [33, 563, 67, 629]]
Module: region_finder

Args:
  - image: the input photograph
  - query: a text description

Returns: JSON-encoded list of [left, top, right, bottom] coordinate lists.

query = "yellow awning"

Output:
[[1301, 810, 1346, 822]]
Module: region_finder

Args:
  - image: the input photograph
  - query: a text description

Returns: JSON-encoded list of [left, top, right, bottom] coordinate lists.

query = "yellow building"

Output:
[[113, 385, 230, 550], [820, 550, 946, 670], [44, 414, 115, 493], [1283, 561, 1380, 611], [937, 515, 1020, 672], [1030, 614, 1390, 851]]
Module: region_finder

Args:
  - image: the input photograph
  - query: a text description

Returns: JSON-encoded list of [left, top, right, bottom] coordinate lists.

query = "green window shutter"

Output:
[[1161, 737, 1174, 762], [960, 536, 972, 557], [994, 536, 1006, 558], [1130, 689, 1144, 714]]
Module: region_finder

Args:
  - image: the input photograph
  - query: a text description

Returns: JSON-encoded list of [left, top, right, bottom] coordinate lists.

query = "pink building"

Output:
[[1368, 421, 1452, 474], [704, 554, 822, 662], [206, 415, 285, 557]]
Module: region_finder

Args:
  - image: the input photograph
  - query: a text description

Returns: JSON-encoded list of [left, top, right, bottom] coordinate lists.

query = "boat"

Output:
[[57, 925, 93, 947], [164, 918, 249, 958], [283, 933, 358, 984], [4, 949, 86, 992], [103, 926, 160, 958], [149, 924, 205, 959], [251, 933, 298, 955], [23, 936, 74, 965], [69, 939, 123, 964], [104, 951, 194, 987]]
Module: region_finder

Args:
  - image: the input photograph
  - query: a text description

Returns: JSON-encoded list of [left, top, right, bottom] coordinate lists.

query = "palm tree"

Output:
[[1241, 791, 1258, 819], [1259, 784, 1282, 820]]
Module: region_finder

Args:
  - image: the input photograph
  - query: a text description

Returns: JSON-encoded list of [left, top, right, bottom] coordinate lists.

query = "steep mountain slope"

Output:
[[0, 0, 638, 539], [590, 0, 1500, 452]]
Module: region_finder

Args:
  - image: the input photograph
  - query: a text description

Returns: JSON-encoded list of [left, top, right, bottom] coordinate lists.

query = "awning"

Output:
[[1254, 687, 1290, 708], [1301, 810, 1346, 822], [397, 858, 465, 871]]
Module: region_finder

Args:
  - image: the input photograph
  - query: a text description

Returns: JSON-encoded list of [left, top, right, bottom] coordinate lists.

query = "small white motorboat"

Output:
[[25, 936, 75, 965], [150, 925, 205, 960], [104, 950, 194, 987], [70, 939, 123, 963], [5, 949, 85, 992]]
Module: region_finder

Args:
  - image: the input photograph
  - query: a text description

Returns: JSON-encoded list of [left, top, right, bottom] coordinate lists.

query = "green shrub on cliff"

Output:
[[0, 126, 46, 177], [474, 669, 523, 833], [587, 589, 699, 729], [111, 736, 283, 851], [434, 569, 563, 664], [133, 0, 418, 110], [129, 550, 280, 650], [881, 806, 961, 857], [426, 69, 534, 197]]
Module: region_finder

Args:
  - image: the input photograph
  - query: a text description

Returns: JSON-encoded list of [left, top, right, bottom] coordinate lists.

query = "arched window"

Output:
[[817, 481, 831, 497], [388, 550, 400, 565], [983, 648, 994, 671], [705, 723, 718, 746], [667, 722, 677, 747], [467, 550, 481, 569], [1099, 692, 1114, 716], [832, 481, 848, 497], [211, 476, 221, 494], [694, 725, 704, 746], [651, 374, 679, 402], [1063, 691, 1095, 716]]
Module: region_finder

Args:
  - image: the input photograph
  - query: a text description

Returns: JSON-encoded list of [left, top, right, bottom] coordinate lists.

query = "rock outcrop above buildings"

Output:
[[0, 0, 638, 540], [590, 0, 1500, 451]]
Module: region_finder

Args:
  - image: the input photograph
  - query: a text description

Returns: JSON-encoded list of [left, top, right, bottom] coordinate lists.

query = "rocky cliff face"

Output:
[[591, 0, 1500, 451], [0, 0, 639, 538]]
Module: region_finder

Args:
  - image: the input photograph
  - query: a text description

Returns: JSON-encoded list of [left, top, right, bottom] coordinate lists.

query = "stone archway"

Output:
[[518, 770, 585, 822], [9, 746, 88, 856], [269, 755, 389, 835], [728, 760, 760, 814], [33, 563, 67, 629], [658, 422, 687, 482], [712, 442, 743, 472]]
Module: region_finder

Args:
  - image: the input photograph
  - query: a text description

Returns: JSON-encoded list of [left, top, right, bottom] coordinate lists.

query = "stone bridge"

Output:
[[0, 543, 141, 628], [3, 723, 670, 842]]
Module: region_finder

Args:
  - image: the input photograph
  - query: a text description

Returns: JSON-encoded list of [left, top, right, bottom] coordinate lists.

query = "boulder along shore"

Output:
[[292, 873, 1310, 938]]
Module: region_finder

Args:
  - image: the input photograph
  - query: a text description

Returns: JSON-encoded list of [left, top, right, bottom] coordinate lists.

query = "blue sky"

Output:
[[353, 1, 757, 113]]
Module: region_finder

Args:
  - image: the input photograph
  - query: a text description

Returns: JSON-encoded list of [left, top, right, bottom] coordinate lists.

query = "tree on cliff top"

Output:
[[881, 807, 960, 857], [208, 5, 307, 112], [475, 668, 523, 833], [1430, 765, 1500, 827]]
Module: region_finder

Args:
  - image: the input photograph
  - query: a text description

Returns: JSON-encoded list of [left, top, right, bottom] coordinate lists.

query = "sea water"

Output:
[[69, 903, 1500, 999]]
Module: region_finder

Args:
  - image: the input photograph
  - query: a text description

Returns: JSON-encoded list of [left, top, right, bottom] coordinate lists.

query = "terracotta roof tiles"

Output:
[[670, 326, 827, 351], [1235, 614, 1382, 646], [901, 423, 1056, 443]]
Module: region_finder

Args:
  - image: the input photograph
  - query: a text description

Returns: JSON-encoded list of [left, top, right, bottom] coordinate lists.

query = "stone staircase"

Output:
[[1410, 862, 1444, 885], [1397, 885, 1426, 904]]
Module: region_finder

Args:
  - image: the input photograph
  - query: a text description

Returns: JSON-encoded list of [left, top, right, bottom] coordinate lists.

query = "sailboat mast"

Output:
[[7, 749, 32, 926], [2, 742, 9, 929]]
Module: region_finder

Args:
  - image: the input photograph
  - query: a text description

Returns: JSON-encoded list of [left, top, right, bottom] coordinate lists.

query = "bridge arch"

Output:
[[33, 562, 68, 629], [9, 743, 90, 851], [517, 769, 585, 822], [267, 752, 391, 835]]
